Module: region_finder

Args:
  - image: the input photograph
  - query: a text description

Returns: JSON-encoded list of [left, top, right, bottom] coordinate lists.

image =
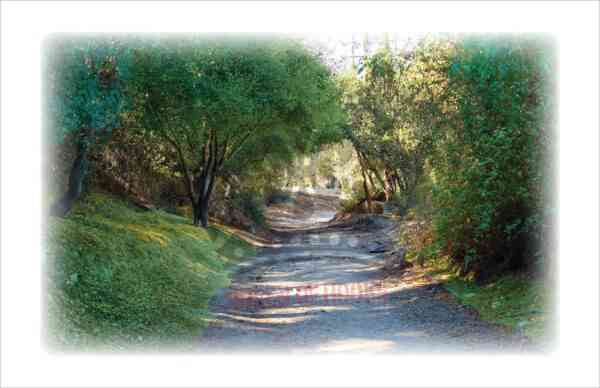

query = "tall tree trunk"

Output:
[[50, 130, 91, 217]]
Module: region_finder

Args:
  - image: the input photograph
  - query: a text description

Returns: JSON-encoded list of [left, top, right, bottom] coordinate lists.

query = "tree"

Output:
[[337, 35, 552, 279], [46, 36, 132, 216], [132, 37, 343, 227], [339, 44, 422, 207]]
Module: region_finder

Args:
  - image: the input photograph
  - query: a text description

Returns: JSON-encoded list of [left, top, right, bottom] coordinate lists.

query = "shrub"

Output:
[[427, 36, 553, 279], [231, 191, 266, 226]]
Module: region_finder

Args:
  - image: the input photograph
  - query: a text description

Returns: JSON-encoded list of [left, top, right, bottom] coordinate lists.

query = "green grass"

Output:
[[46, 193, 256, 350], [422, 257, 550, 341]]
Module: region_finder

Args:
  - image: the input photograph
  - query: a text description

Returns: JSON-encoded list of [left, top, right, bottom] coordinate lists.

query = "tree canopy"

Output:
[[45, 33, 554, 276], [66, 36, 346, 226]]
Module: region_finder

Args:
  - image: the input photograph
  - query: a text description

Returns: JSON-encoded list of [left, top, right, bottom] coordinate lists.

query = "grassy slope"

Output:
[[422, 257, 550, 341], [46, 193, 256, 350]]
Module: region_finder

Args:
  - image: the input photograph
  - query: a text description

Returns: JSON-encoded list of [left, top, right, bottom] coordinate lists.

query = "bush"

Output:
[[231, 190, 265, 226], [427, 36, 552, 279], [399, 208, 437, 265]]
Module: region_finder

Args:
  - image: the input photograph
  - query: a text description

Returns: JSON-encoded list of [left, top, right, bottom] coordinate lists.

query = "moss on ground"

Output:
[[421, 257, 550, 341], [46, 193, 256, 350]]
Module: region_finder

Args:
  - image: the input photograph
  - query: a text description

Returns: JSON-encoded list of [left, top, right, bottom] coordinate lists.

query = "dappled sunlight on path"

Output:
[[198, 191, 528, 354]]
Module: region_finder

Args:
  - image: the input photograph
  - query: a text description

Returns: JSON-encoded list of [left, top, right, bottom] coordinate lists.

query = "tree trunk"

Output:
[[169, 127, 231, 228], [192, 166, 217, 228], [199, 196, 210, 228], [190, 198, 210, 227], [192, 201, 201, 226], [362, 178, 372, 213], [356, 151, 373, 213], [384, 169, 397, 201], [50, 133, 90, 217]]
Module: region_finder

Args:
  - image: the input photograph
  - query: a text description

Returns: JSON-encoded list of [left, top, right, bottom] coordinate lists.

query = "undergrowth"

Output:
[[400, 208, 550, 342]]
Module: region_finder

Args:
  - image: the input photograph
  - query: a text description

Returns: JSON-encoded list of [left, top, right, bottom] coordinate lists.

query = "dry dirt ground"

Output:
[[197, 190, 530, 354]]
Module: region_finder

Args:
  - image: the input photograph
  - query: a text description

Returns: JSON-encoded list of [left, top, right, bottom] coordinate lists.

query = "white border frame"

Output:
[[1, 1, 599, 387]]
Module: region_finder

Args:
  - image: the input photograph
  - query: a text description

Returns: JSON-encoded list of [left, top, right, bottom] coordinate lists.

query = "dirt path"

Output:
[[198, 191, 528, 354]]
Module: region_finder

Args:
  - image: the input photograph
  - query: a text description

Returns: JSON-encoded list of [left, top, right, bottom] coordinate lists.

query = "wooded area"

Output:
[[44, 33, 555, 348]]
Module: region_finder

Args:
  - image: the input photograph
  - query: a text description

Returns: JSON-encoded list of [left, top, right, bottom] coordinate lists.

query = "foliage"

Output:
[[339, 44, 435, 203], [427, 36, 553, 277], [46, 193, 255, 349], [230, 190, 266, 226], [45, 36, 132, 143], [339, 35, 554, 279], [89, 126, 180, 206], [44, 36, 138, 215], [399, 210, 436, 265], [130, 36, 345, 226]]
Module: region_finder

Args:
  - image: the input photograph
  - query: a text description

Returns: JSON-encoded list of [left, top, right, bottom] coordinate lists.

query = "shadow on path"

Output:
[[198, 191, 529, 354]]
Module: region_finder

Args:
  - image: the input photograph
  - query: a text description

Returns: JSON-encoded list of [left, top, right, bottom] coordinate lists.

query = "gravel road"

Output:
[[198, 191, 529, 354]]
